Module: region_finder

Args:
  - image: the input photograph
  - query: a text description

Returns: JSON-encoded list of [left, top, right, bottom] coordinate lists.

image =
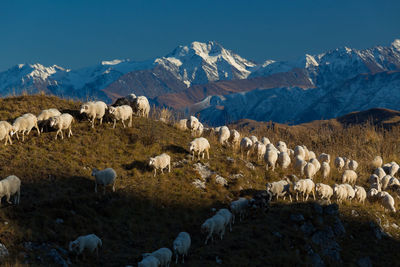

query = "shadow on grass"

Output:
[[162, 144, 188, 154], [122, 160, 150, 171]]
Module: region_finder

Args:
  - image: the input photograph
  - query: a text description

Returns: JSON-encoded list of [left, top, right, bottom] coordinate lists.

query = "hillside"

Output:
[[0, 95, 400, 266]]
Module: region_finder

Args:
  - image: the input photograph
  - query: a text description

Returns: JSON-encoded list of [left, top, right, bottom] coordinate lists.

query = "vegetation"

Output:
[[0, 95, 399, 266]]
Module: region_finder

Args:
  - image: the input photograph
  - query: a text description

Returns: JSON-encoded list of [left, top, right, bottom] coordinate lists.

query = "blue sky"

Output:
[[0, 0, 399, 71]]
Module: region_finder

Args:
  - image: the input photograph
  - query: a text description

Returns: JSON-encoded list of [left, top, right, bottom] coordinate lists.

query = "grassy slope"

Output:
[[0, 95, 399, 266]]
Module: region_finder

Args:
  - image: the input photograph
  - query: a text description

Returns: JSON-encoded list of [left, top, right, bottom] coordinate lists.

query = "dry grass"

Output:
[[0, 95, 399, 266]]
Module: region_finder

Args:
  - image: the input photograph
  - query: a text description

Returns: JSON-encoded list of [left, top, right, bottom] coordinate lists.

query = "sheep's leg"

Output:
[[154, 169, 157, 177], [122, 120, 126, 128], [15, 132, 19, 140], [91, 117, 95, 128], [100, 117, 103, 125], [312, 190, 316, 200], [103, 185, 106, 195], [175, 254, 178, 264], [60, 129, 64, 140], [161, 168, 164, 174], [112, 181, 115, 192], [6, 194, 11, 204], [22, 131, 25, 142], [113, 119, 116, 129], [8, 135, 12, 145], [95, 182, 98, 193], [289, 194, 292, 203], [55, 130, 59, 140], [168, 163, 171, 173], [128, 115, 132, 127], [206, 149, 209, 159], [35, 123, 40, 136], [68, 126, 72, 137]]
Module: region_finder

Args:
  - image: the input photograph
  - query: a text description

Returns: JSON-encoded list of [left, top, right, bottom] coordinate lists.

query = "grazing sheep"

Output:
[[142, 248, 172, 267], [389, 162, 400, 176], [377, 191, 396, 212], [321, 162, 330, 179], [216, 208, 233, 232], [374, 167, 386, 180], [354, 185, 367, 204], [348, 160, 358, 171], [304, 162, 316, 179], [240, 137, 253, 160], [0, 175, 21, 205], [261, 137, 270, 145], [49, 113, 74, 140], [293, 179, 315, 201], [138, 255, 160, 267], [388, 177, 400, 189], [369, 174, 382, 191], [0, 121, 12, 145], [133, 96, 150, 118], [266, 180, 292, 202], [249, 136, 258, 145], [69, 234, 102, 259], [175, 119, 188, 131], [149, 153, 171, 177], [91, 168, 117, 194], [315, 183, 333, 203], [230, 198, 250, 223], [254, 141, 267, 162], [228, 129, 240, 150], [276, 141, 287, 153], [343, 184, 355, 202], [173, 232, 191, 264], [189, 137, 210, 160], [11, 113, 40, 141], [334, 157, 345, 170], [37, 108, 61, 132], [294, 145, 306, 159], [333, 184, 348, 204], [294, 156, 307, 176], [264, 149, 278, 171], [186, 116, 200, 136], [201, 214, 225, 245], [371, 156, 383, 169], [278, 151, 291, 169], [218, 126, 230, 146], [310, 158, 321, 173], [318, 153, 331, 164], [108, 105, 133, 128], [308, 151, 316, 160], [381, 175, 392, 191], [342, 170, 357, 185], [80, 101, 108, 128]]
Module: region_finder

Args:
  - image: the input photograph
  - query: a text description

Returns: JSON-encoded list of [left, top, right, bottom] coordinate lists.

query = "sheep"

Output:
[[294, 145, 305, 159], [374, 167, 386, 180], [293, 179, 315, 201], [369, 174, 382, 192], [334, 157, 345, 170], [249, 136, 258, 145], [377, 191, 396, 212], [321, 162, 330, 179], [254, 141, 267, 162], [11, 113, 40, 141], [189, 137, 210, 160], [276, 141, 287, 153], [367, 188, 380, 202], [138, 255, 160, 267], [318, 153, 331, 164], [310, 158, 321, 173], [91, 168, 117, 194], [80, 101, 108, 128], [304, 162, 316, 179], [230, 198, 249, 223], [315, 183, 333, 203], [389, 162, 400, 176], [142, 248, 172, 267], [173, 232, 191, 264], [133, 96, 150, 118], [264, 148, 278, 171], [308, 151, 316, 160], [148, 153, 171, 177], [175, 119, 188, 131], [302, 145, 310, 160], [294, 156, 307, 176], [240, 137, 253, 160], [278, 151, 291, 169], [261, 137, 270, 145], [388, 177, 400, 189], [228, 129, 240, 150], [266, 143, 278, 152], [195, 122, 204, 137], [333, 184, 348, 204], [354, 185, 367, 204], [49, 113, 74, 140], [216, 208, 233, 232], [265, 180, 292, 202], [0, 121, 12, 145], [0, 175, 21, 205], [108, 105, 133, 128], [69, 234, 102, 259], [201, 214, 225, 245], [344, 157, 351, 169], [371, 156, 383, 169], [348, 160, 358, 171], [37, 108, 61, 132], [381, 175, 392, 191], [186, 116, 200, 136], [341, 170, 357, 185], [343, 184, 355, 202], [218, 126, 230, 146]]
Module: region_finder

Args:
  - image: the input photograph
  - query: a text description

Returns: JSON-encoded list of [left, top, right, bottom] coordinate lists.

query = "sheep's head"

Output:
[[91, 168, 98, 176], [80, 104, 89, 114], [149, 158, 155, 167], [69, 241, 79, 253], [108, 106, 116, 114], [200, 221, 209, 234], [188, 142, 195, 152], [49, 116, 59, 127], [265, 183, 272, 191], [173, 239, 182, 252], [293, 183, 300, 191]]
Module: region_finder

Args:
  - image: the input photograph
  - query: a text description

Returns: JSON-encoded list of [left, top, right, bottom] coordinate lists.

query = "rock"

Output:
[[311, 227, 342, 263], [230, 173, 244, 180], [245, 162, 255, 170], [47, 248, 68, 267], [290, 213, 305, 222], [301, 221, 316, 236], [391, 223, 399, 229], [332, 217, 346, 237], [193, 162, 215, 180], [324, 204, 339, 215], [0, 243, 9, 258], [192, 179, 206, 189], [4, 222, 8, 225], [357, 256, 372, 267], [215, 175, 228, 187]]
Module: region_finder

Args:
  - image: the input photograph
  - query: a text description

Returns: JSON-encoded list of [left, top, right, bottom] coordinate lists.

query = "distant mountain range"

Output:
[[1, 39, 399, 125]]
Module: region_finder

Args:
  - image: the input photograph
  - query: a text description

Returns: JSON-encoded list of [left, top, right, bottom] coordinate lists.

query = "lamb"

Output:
[[374, 167, 386, 180], [216, 208, 233, 232], [230, 198, 249, 223], [228, 129, 240, 150], [240, 137, 253, 160], [293, 179, 315, 201], [218, 126, 230, 146], [354, 185, 367, 204], [343, 183, 355, 201], [321, 162, 330, 179], [315, 183, 333, 203], [138, 255, 160, 267], [69, 234, 102, 259], [142, 248, 172, 267], [108, 105, 133, 128], [91, 168, 117, 194], [333, 184, 348, 204], [341, 170, 357, 185], [148, 153, 171, 177], [0, 121, 12, 145], [264, 148, 278, 171], [304, 162, 316, 179], [11, 113, 40, 141], [175, 119, 188, 131], [310, 158, 321, 173], [80, 101, 108, 128], [377, 191, 396, 212], [133, 96, 150, 118], [348, 160, 358, 171], [261, 137, 270, 145], [0, 175, 21, 205], [371, 156, 383, 169], [49, 113, 74, 140], [173, 232, 191, 264], [276, 141, 287, 153], [201, 214, 225, 245], [189, 137, 210, 160], [254, 141, 267, 162], [265, 180, 292, 202], [278, 151, 291, 169], [37, 108, 61, 132], [318, 153, 331, 164], [294, 145, 306, 159], [334, 157, 345, 170]]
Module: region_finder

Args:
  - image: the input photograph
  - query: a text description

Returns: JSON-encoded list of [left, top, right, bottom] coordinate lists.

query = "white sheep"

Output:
[[0, 121, 12, 145], [133, 96, 150, 118], [69, 234, 102, 259], [80, 101, 108, 128], [249, 136, 258, 145], [186, 116, 200, 135], [254, 141, 267, 162], [304, 162, 316, 179], [278, 151, 291, 169], [371, 156, 383, 169], [108, 105, 133, 128], [228, 129, 240, 150], [293, 179, 315, 201], [264, 149, 278, 171], [49, 113, 74, 140], [230, 198, 249, 223], [240, 137, 253, 160], [294, 156, 307, 176], [37, 108, 61, 132], [266, 180, 292, 201], [276, 141, 287, 153], [0, 175, 21, 205], [377, 191, 396, 212], [261, 137, 270, 145], [321, 162, 330, 179], [175, 119, 188, 131], [11, 113, 40, 141], [201, 214, 225, 245], [173, 232, 191, 264], [218, 126, 230, 146], [310, 158, 321, 173], [388, 177, 400, 189], [189, 137, 210, 160], [333, 184, 348, 204], [389, 162, 400, 176], [343, 183, 355, 202], [341, 170, 357, 185], [367, 188, 380, 203], [374, 167, 386, 180], [294, 145, 305, 159], [216, 208, 233, 232], [354, 185, 366, 204], [315, 183, 333, 203], [302, 145, 310, 160], [348, 160, 358, 171], [318, 153, 331, 164], [91, 168, 117, 194], [334, 157, 345, 170], [308, 151, 316, 160], [381, 175, 392, 191], [138, 255, 160, 267], [149, 153, 171, 177], [142, 248, 172, 267]]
